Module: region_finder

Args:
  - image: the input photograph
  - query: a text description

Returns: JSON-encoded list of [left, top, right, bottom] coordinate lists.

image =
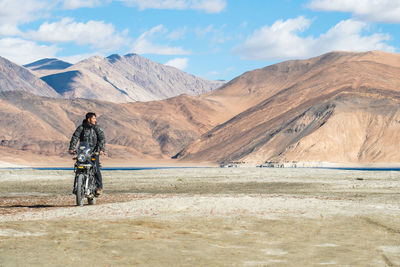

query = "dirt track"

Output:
[[0, 167, 400, 266]]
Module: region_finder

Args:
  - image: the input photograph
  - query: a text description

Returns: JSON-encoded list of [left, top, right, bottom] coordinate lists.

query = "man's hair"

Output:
[[85, 112, 96, 120]]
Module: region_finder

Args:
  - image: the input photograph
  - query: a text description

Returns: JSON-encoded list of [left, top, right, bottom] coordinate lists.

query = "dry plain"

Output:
[[0, 167, 399, 266]]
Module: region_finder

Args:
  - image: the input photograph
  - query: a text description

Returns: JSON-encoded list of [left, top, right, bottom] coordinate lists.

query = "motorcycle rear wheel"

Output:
[[75, 174, 85, 206]]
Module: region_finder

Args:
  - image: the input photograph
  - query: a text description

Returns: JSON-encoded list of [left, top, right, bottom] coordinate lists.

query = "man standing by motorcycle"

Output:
[[69, 112, 106, 195]]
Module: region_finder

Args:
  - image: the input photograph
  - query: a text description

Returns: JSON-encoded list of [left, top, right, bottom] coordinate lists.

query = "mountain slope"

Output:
[[24, 58, 72, 70], [0, 91, 224, 161], [3, 50, 400, 166], [0, 56, 60, 98], [40, 54, 224, 103], [177, 51, 400, 165], [202, 50, 400, 116]]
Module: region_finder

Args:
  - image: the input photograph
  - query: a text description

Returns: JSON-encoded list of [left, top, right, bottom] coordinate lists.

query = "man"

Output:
[[69, 112, 106, 195]]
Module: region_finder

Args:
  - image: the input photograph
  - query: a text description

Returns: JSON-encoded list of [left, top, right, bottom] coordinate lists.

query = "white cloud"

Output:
[[233, 17, 395, 61], [316, 19, 393, 52], [132, 25, 190, 55], [117, 0, 226, 13], [0, 38, 58, 65], [0, 0, 54, 36], [211, 24, 230, 44], [191, 0, 226, 13], [62, 0, 102, 9], [195, 24, 230, 44], [0, 24, 21, 36], [308, 0, 400, 23], [165, 57, 189, 70], [195, 25, 214, 39], [167, 27, 187, 40], [207, 70, 220, 76], [25, 18, 128, 51]]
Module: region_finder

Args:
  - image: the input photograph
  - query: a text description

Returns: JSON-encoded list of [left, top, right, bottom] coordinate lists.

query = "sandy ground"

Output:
[[0, 167, 399, 266]]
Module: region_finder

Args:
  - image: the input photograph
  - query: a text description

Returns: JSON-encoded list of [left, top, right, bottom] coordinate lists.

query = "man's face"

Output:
[[88, 116, 96, 125]]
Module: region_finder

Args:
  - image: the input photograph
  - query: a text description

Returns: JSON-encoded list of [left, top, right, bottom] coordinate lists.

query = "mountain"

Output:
[[2, 50, 400, 166], [176, 51, 400, 165], [39, 54, 224, 103], [0, 56, 60, 98], [24, 58, 72, 76], [0, 90, 224, 163], [24, 58, 72, 70]]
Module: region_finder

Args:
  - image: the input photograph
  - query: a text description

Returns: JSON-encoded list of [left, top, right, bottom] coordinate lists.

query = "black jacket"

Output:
[[69, 119, 106, 152]]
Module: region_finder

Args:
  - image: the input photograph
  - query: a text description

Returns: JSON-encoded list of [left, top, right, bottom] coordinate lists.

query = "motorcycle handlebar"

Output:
[[70, 150, 106, 156]]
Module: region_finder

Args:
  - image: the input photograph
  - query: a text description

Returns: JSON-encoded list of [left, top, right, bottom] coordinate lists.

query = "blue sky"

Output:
[[0, 0, 399, 81]]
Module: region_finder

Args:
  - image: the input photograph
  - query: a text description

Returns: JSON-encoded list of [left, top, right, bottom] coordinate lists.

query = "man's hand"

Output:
[[99, 150, 105, 155], [69, 150, 75, 154]]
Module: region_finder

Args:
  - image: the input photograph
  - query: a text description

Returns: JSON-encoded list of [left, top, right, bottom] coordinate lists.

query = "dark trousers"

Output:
[[94, 155, 103, 189]]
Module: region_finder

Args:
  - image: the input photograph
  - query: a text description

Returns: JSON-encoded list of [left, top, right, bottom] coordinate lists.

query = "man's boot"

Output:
[[95, 187, 102, 196]]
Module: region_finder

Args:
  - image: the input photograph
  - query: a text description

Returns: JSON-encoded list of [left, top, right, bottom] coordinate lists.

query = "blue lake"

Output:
[[1, 166, 400, 171], [318, 167, 400, 171]]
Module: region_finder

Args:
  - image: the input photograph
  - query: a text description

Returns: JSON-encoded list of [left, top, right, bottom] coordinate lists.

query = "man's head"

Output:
[[86, 112, 97, 125]]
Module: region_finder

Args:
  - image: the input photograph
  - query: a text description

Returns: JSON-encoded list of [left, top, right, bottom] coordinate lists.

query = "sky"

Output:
[[0, 0, 399, 81]]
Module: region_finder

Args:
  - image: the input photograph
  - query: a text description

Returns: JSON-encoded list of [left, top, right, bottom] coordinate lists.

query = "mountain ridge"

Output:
[[0, 56, 60, 98], [177, 50, 400, 165], [0, 90, 225, 162], [37, 53, 224, 103], [24, 58, 72, 70], [2, 50, 400, 165]]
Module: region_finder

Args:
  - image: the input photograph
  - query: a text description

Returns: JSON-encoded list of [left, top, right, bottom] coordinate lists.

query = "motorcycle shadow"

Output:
[[1, 204, 75, 209]]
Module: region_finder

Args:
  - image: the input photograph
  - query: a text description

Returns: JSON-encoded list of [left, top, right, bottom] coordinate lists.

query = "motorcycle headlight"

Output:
[[77, 153, 86, 163]]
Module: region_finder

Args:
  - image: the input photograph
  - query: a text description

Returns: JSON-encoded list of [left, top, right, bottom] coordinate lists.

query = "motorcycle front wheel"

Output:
[[88, 197, 96, 205], [75, 174, 85, 206]]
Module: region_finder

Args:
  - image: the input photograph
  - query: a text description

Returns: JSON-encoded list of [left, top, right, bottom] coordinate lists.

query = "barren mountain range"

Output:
[[1, 50, 400, 166], [0, 56, 60, 98], [178, 50, 400, 165], [24, 58, 72, 76], [26, 54, 224, 103], [0, 91, 224, 162]]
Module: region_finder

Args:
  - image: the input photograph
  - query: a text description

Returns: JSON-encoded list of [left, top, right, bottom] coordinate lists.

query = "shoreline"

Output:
[[2, 157, 400, 170], [2, 162, 400, 171]]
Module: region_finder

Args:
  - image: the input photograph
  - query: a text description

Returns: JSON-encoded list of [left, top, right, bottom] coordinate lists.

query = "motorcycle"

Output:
[[72, 142, 99, 206]]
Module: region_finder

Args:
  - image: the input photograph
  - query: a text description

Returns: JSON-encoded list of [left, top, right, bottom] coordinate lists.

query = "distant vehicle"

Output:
[[72, 142, 99, 206]]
